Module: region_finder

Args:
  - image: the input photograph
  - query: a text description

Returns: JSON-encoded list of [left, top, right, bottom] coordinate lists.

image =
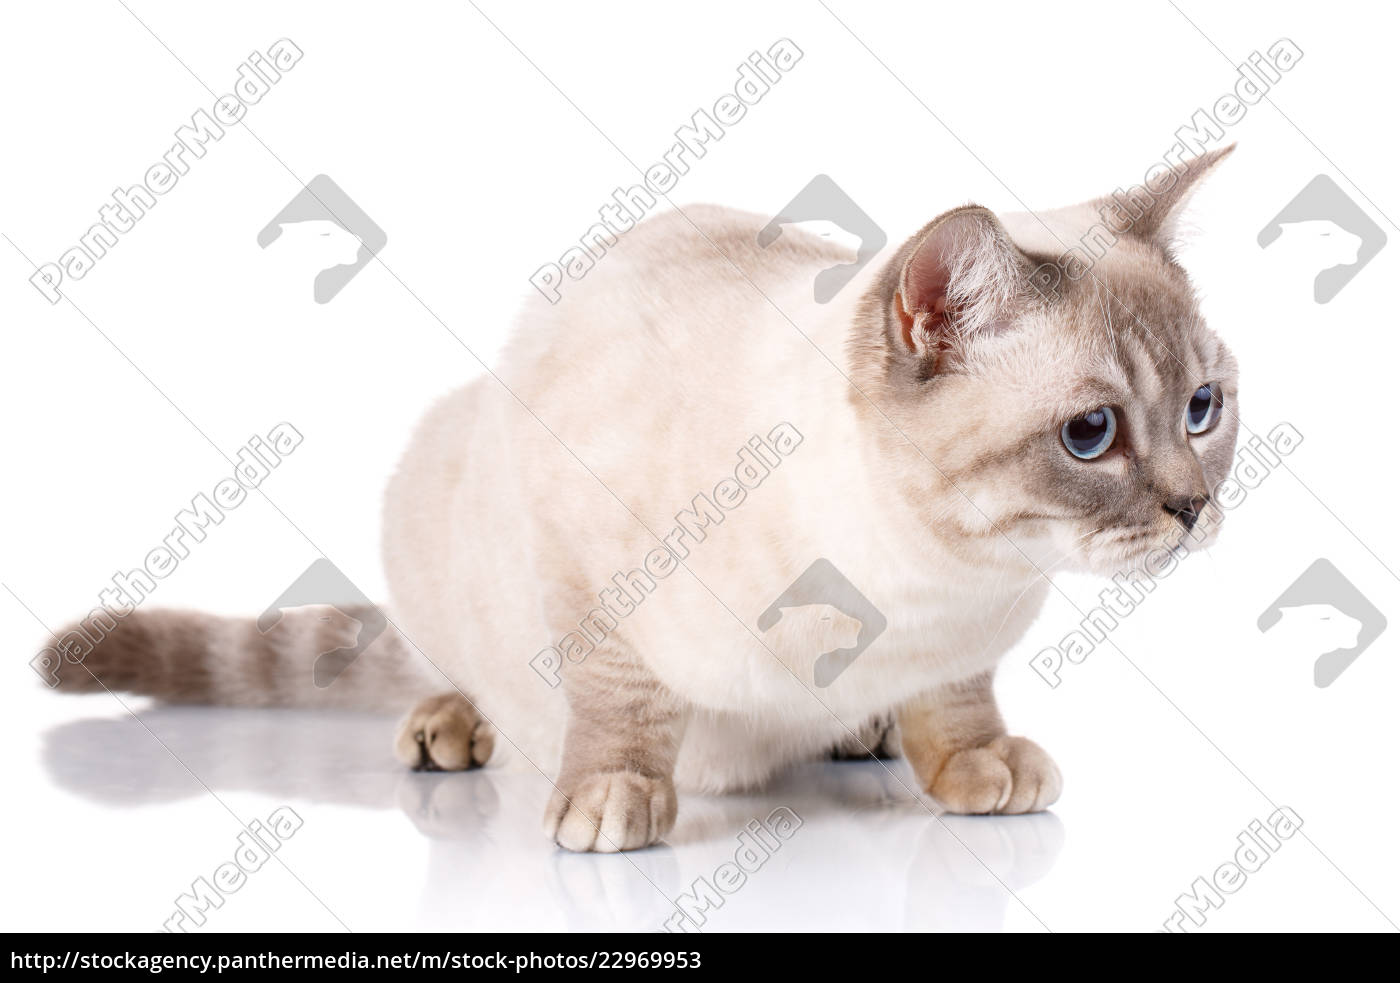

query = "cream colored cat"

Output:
[[48, 148, 1240, 853]]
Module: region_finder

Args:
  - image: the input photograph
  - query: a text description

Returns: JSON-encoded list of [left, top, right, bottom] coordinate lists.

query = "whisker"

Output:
[[1096, 282, 1121, 362]]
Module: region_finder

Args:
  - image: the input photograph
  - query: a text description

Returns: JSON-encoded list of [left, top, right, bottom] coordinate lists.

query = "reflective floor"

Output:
[[29, 703, 1065, 933]]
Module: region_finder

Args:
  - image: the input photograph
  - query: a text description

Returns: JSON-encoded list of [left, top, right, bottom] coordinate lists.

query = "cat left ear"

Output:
[[892, 206, 1034, 365], [1117, 143, 1236, 249]]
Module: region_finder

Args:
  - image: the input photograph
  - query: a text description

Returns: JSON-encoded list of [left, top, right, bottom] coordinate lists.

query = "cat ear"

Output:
[[1115, 143, 1235, 249], [892, 206, 1033, 363]]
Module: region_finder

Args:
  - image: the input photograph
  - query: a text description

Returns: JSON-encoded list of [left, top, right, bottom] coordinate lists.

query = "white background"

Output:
[[1, 0, 1397, 933]]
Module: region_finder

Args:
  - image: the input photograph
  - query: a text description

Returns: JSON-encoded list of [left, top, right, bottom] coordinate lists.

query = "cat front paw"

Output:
[[394, 692, 494, 771], [543, 771, 677, 852], [929, 736, 1061, 815]]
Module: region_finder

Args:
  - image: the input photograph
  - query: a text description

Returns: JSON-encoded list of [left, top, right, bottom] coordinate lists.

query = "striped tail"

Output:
[[39, 604, 436, 711]]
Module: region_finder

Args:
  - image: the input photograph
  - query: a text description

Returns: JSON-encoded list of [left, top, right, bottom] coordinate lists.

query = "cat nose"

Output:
[[1163, 494, 1209, 532]]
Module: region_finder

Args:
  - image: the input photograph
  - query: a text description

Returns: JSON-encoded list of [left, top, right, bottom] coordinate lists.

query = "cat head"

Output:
[[852, 146, 1238, 575]]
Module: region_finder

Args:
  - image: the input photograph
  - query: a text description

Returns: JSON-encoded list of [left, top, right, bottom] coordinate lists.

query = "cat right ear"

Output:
[[1114, 143, 1235, 251], [891, 206, 1034, 370]]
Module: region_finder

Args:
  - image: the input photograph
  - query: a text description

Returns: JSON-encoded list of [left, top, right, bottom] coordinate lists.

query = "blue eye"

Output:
[[1061, 407, 1117, 460], [1186, 383, 1223, 434]]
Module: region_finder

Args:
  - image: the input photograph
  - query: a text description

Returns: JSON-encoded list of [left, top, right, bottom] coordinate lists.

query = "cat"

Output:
[[46, 146, 1240, 852]]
